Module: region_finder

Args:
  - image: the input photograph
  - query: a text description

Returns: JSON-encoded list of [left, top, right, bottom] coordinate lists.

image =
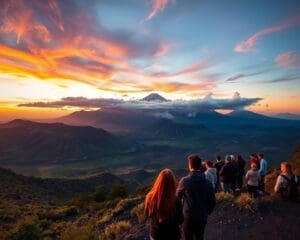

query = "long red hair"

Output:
[[145, 168, 177, 222]]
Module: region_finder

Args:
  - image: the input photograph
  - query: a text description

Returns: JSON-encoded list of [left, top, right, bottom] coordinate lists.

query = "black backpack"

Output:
[[279, 175, 298, 200]]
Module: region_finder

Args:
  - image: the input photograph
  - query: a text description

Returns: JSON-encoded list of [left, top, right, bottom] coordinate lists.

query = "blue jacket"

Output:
[[176, 171, 216, 220], [259, 159, 267, 176]]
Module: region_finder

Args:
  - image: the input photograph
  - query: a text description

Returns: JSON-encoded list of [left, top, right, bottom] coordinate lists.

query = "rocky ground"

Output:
[[116, 193, 300, 240]]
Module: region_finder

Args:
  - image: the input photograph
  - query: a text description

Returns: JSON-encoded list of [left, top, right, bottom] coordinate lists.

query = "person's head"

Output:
[[206, 160, 213, 169], [188, 154, 202, 171], [237, 155, 243, 161], [280, 162, 292, 174], [258, 153, 264, 160], [216, 155, 221, 162], [225, 155, 231, 163], [251, 163, 257, 170], [145, 168, 177, 221]]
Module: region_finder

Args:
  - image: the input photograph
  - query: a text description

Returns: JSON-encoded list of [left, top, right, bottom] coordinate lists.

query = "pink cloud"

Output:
[[146, 0, 175, 20], [153, 41, 172, 57], [235, 13, 300, 52], [275, 51, 300, 69]]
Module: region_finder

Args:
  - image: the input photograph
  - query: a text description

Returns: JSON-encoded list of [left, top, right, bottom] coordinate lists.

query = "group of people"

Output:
[[205, 153, 267, 198], [144, 153, 299, 240]]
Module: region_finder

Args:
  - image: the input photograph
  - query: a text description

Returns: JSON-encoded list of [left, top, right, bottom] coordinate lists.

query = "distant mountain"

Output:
[[273, 113, 300, 121], [227, 110, 271, 120], [141, 93, 168, 102], [227, 110, 300, 128], [228, 110, 300, 123], [0, 167, 123, 203], [141, 119, 207, 138], [56, 108, 158, 133], [0, 119, 129, 165]]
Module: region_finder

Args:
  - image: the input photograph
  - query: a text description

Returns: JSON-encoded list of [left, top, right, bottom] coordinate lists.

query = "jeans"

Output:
[[236, 174, 244, 189], [259, 175, 265, 192], [183, 219, 207, 240], [248, 185, 258, 198]]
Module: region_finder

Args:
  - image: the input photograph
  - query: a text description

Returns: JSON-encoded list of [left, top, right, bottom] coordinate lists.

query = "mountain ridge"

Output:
[[0, 119, 130, 165]]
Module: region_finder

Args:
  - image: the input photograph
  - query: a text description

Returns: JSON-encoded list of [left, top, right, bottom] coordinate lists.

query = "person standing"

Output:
[[245, 163, 261, 198], [219, 156, 235, 193], [230, 155, 239, 192], [236, 155, 246, 191], [213, 155, 224, 191], [274, 162, 299, 200], [145, 168, 183, 240], [205, 161, 217, 191], [176, 154, 216, 240], [258, 153, 267, 193], [248, 153, 260, 170]]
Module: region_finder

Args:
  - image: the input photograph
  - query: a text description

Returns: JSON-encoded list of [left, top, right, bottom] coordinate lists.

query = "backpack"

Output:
[[279, 175, 298, 200]]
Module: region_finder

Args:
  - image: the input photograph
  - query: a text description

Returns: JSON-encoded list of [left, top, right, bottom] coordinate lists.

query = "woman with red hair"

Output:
[[145, 168, 183, 240]]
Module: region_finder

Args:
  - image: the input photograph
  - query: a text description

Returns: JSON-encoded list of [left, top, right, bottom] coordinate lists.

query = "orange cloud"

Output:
[[146, 0, 175, 20], [148, 80, 215, 93], [0, 0, 215, 100], [0, 0, 52, 44], [275, 51, 300, 69], [235, 13, 300, 52]]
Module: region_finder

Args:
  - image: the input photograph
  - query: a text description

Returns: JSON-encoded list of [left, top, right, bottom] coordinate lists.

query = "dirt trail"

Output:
[[121, 196, 300, 240]]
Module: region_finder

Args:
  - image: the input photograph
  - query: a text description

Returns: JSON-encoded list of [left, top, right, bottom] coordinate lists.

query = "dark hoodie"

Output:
[[176, 171, 216, 220]]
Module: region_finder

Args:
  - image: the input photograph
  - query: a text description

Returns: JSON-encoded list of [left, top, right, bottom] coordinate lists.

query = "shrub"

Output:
[[264, 168, 279, 194], [98, 211, 113, 225], [103, 221, 131, 240], [215, 192, 235, 203], [60, 222, 99, 240], [48, 206, 78, 221], [68, 193, 92, 209], [108, 184, 128, 200], [6, 222, 42, 240], [235, 193, 275, 213], [113, 197, 141, 216], [130, 203, 145, 223], [235, 193, 254, 211], [94, 185, 107, 202]]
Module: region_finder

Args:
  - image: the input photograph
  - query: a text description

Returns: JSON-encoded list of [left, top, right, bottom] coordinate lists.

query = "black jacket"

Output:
[[149, 198, 183, 240], [236, 159, 246, 176], [219, 162, 236, 183], [176, 171, 216, 221], [214, 161, 225, 177]]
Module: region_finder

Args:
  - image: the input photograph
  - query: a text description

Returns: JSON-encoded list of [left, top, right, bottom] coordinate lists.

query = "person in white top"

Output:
[[205, 161, 217, 191], [245, 163, 261, 198], [274, 162, 299, 200]]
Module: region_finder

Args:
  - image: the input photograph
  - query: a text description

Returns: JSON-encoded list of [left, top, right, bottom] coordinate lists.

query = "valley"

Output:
[[0, 103, 299, 179]]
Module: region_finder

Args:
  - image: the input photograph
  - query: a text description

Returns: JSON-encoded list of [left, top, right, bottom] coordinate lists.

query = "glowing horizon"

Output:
[[0, 0, 300, 121]]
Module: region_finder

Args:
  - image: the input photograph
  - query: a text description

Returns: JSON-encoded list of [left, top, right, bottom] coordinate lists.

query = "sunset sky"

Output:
[[0, 0, 300, 121]]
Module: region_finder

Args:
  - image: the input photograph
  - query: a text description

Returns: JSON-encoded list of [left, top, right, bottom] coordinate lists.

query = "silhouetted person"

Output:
[[177, 154, 216, 240], [219, 155, 235, 193], [258, 153, 267, 193], [230, 155, 239, 192], [213, 155, 224, 191], [145, 168, 183, 240], [236, 155, 246, 190]]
